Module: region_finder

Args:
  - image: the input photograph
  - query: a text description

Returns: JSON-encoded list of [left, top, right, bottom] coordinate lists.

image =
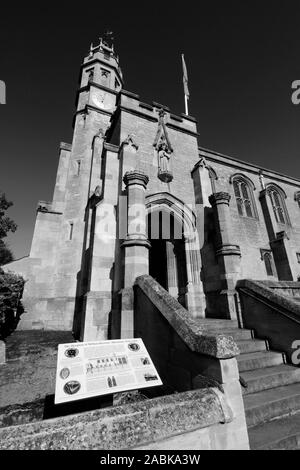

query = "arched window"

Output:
[[261, 249, 275, 277], [267, 185, 289, 225], [207, 166, 218, 193], [231, 175, 257, 218], [264, 252, 274, 276]]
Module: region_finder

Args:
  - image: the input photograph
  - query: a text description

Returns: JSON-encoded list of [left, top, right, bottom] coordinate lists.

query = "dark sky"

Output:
[[1, 2, 300, 259]]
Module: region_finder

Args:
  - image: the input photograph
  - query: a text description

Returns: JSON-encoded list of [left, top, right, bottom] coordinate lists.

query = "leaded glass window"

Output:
[[233, 178, 255, 218], [268, 188, 287, 224]]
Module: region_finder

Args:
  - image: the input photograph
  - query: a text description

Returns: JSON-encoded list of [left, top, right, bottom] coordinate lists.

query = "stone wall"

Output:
[[115, 91, 199, 205], [259, 280, 300, 299], [0, 388, 244, 450], [3, 207, 75, 330], [199, 148, 300, 286]]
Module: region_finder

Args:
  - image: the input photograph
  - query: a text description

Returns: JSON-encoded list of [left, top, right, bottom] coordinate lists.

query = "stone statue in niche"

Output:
[[153, 109, 174, 183], [157, 137, 173, 183], [158, 141, 171, 173]]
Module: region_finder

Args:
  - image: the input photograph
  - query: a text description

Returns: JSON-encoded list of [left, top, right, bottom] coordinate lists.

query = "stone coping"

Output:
[[237, 279, 300, 322], [254, 280, 300, 289], [198, 147, 300, 186], [134, 275, 239, 359], [59, 142, 72, 151], [0, 388, 231, 450]]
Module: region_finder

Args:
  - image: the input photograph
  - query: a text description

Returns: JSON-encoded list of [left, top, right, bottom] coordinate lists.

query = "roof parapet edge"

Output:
[[199, 146, 300, 184]]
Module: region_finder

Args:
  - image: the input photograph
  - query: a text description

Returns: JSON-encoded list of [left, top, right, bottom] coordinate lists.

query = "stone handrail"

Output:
[[237, 279, 300, 325], [134, 275, 239, 359], [237, 279, 300, 363]]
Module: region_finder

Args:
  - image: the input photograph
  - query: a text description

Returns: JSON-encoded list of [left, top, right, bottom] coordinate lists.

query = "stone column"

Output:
[[184, 234, 206, 318], [209, 193, 241, 320], [120, 170, 150, 338], [166, 241, 178, 298]]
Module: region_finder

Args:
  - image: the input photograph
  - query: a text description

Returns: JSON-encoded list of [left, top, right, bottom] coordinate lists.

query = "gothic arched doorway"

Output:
[[148, 210, 188, 307], [146, 193, 205, 316]]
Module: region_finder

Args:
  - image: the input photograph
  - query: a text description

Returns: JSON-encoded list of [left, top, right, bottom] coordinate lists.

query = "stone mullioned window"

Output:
[[266, 184, 290, 226], [232, 175, 257, 219]]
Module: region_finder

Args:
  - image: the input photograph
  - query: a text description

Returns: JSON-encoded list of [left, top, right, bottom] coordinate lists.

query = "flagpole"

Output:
[[184, 94, 189, 116], [181, 53, 189, 116]]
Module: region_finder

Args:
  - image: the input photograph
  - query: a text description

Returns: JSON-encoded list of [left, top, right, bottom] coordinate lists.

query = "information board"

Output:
[[54, 338, 162, 404]]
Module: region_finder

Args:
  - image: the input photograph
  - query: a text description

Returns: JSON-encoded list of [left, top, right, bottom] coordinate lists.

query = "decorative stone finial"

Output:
[[158, 108, 167, 119], [259, 171, 265, 190], [122, 134, 139, 151], [94, 128, 104, 140], [198, 157, 208, 168]]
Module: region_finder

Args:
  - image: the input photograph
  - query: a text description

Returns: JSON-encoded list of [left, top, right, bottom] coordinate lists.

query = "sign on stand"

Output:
[[55, 338, 162, 404]]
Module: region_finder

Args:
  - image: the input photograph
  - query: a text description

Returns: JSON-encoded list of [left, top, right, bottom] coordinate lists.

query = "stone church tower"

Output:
[[6, 38, 300, 341]]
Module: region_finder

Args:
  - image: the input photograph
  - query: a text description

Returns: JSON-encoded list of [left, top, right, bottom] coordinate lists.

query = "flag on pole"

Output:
[[181, 54, 189, 100]]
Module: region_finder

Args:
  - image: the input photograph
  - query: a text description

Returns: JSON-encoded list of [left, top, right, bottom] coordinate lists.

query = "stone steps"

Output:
[[237, 329, 300, 449], [237, 351, 284, 372], [199, 318, 300, 449], [236, 339, 267, 354], [244, 383, 300, 428], [248, 412, 300, 450], [240, 364, 300, 395]]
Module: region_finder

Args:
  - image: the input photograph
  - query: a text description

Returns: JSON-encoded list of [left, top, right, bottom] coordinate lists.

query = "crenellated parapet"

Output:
[[114, 89, 198, 138]]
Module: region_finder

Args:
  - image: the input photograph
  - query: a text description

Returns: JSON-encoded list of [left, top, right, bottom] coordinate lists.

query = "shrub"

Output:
[[0, 268, 25, 340]]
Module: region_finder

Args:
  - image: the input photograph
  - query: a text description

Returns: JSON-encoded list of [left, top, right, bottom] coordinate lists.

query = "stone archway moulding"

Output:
[[145, 192, 205, 316]]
